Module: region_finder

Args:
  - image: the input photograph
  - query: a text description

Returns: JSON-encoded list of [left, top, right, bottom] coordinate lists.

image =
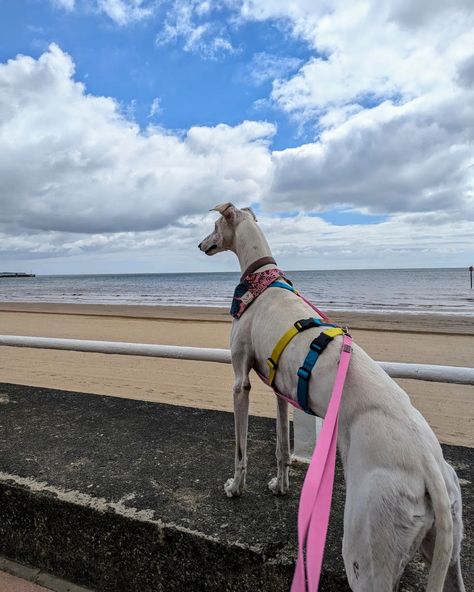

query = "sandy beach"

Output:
[[0, 303, 473, 447]]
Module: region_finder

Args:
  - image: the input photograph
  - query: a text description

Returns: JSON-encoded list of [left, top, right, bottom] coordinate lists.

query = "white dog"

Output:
[[199, 203, 465, 592]]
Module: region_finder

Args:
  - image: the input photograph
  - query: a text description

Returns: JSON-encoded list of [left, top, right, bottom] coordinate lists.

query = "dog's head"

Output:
[[198, 203, 257, 256]]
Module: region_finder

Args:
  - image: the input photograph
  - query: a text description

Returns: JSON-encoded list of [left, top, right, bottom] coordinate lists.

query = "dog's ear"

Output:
[[241, 207, 257, 221], [210, 202, 238, 224]]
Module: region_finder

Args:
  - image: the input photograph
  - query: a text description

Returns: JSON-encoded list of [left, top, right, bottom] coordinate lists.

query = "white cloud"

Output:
[[96, 0, 155, 25], [229, 0, 474, 220], [130, 0, 474, 221], [246, 52, 303, 86], [236, 0, 474, 116], [148, 97, 162, 118], [0, 45, 274, 237], [4, 0, 474, 272], [50, 0, 156, 25], [2, 210, 472, 273], [269, 92, 474, 215], [155, 0, 234, 59], [457, 53, 474, 88], [52, 0, 76, 10], [258, 212, 474, 271]]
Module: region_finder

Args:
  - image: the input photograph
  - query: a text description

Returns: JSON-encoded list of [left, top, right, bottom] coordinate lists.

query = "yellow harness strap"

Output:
[[267, 325, 300, 385], [321, 327, 344, 339], [267, 325, 345, 386]]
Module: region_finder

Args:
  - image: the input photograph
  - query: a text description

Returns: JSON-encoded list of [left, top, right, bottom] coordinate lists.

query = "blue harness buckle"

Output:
[[297, 366, 311, 381]]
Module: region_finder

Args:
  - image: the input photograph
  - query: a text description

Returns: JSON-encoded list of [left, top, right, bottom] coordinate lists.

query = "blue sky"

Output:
[[1, 1, 314, 149], [0, 0, 473, 273]]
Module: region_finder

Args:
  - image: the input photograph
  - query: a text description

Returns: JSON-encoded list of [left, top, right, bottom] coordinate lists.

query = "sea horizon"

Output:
[[2, 265, 470, 276], [1, 267, 472, 316]]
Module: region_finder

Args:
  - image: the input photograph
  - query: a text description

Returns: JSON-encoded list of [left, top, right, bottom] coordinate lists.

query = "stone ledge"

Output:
[[0, 384, 472, 591]]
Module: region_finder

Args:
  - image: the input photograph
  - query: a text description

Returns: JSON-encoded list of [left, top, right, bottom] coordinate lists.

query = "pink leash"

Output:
[[291, 333, 352, 592], [255, 282, 352, 591], [298, 292, 332, 324]]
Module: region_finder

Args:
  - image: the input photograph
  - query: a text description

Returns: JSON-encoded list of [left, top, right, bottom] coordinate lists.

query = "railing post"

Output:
[[292, 409, 323, 463]]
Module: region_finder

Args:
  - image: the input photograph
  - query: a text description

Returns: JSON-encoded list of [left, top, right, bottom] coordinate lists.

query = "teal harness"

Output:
[[267, 280, 345, 415]]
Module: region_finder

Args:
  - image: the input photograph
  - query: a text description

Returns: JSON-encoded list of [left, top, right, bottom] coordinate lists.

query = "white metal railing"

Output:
[[0, 335, 231, 364], [1, 335, 473, 461], [1, 335, 473, 385]]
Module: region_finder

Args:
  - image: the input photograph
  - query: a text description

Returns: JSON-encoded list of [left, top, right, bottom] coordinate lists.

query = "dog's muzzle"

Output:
[[199, 242, 218, 254]]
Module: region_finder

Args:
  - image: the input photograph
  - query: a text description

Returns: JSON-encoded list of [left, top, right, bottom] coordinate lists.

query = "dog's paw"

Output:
[[268, 476, 289, 496], [224, 478, 244, 498]]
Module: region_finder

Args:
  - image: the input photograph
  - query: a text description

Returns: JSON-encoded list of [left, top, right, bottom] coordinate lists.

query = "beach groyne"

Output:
[[0, 384, 472, 591]]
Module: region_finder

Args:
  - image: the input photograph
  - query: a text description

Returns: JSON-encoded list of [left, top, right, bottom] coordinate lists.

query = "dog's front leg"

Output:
[[224, 362, 251, 498], [268, 396, 291, 495]]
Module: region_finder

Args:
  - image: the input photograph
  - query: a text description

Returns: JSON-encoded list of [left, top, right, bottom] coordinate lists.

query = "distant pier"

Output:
[[0, 272, 35, 278]]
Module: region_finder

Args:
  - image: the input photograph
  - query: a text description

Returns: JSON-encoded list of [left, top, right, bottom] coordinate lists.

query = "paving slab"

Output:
[[0, 570, 50, 592], [0, 556, 93, 592], [0, 383, 472, 591]]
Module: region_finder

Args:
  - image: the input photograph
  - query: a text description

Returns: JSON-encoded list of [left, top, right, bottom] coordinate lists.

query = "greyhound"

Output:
[[198, 203, 465, 592]]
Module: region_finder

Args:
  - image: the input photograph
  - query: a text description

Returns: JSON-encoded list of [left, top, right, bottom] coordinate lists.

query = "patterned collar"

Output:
[[230, 268, 285, 319]]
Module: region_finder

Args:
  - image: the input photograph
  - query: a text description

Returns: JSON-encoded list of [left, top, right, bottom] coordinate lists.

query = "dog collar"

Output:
[[240, 257, 277, 281]]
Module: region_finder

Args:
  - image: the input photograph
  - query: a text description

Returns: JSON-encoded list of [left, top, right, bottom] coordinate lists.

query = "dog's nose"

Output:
[[198, 242, 202, 250]]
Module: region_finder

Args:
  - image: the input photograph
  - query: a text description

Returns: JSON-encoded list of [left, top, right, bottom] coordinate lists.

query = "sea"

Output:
[[0, 268, 473, 316]]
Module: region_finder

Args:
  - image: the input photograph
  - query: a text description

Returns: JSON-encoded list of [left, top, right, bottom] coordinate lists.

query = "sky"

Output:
[[0, 0, 473, 274]]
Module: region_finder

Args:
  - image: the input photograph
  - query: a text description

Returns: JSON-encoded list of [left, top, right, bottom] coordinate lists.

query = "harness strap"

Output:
[[269, 278, 332, 324], [268, 279, 298, 294], [267, 317, 336, 386], [296, 328, 345, 414]]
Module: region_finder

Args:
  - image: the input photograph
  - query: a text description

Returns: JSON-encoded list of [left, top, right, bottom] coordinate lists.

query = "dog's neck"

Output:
[[233, 220, 276, 275]]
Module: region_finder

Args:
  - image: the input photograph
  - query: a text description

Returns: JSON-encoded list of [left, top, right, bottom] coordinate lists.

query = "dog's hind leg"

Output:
[[343, 469, 430, 592], [224, 353, 252, 497], [421, 529, 465, 592], [268, 396, 291, 495], [441, 561, 465, 592], [420, 463, 465, 592]]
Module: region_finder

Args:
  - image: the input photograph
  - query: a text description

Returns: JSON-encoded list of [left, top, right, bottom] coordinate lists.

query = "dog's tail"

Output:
[[424, 453, 453, 592]]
